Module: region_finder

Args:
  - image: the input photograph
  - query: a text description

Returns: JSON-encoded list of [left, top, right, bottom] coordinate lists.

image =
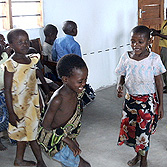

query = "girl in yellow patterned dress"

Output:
[[4, 29, 47, 167]]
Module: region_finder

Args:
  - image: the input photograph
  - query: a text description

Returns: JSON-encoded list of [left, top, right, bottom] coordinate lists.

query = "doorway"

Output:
[[138, 0, 164, 54]]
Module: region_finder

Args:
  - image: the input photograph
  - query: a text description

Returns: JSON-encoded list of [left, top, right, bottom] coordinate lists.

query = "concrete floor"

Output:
[[0, 85, 167, 167]]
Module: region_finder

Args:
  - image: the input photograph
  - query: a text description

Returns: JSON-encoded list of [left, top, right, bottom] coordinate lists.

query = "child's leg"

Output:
[[127, 152, 141, 166], [140, 151, 148, 167], [14, 141, 36, 166], [60, 156, 91, 167], [79, 156, 91, 167], [0, 137, 7, 151], [29, 140, 47, 167]]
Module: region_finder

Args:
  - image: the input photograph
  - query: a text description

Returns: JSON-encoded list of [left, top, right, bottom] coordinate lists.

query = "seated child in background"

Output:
[[52, 20, 82, 62], [0, 34, 13, 57], [4, 29, 47, 166], [42, 24, 61, 84], [43, 24, 58, 62], [38, 54, 91, 167], [0, 34, 9, 151], [0, 34, 16, 150]]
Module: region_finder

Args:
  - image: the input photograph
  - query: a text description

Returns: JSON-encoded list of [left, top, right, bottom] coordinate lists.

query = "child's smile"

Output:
[[66, 67, 88, 94], [130, 33, 150, 56]]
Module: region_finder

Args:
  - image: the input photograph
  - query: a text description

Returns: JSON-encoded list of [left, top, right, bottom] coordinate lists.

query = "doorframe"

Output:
[[138, 0, 165, 24], [138, 0, 165, 54]]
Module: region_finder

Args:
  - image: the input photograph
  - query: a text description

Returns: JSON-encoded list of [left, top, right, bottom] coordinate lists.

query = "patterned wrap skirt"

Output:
[[117, 93, 159, 156], [0, 90, 8, 134]]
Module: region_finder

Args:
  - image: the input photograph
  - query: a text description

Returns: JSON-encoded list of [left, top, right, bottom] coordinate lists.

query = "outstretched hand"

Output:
[[9, 113, 21, 128], [67, 139, 81, 157]]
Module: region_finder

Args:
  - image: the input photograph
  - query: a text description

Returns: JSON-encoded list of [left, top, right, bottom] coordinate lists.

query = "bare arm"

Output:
[[151, 28, 167, 40], [154, 33, 167, 40], [42, 94, 62, 130], [62, 137, 81, 156], [4, 67, 20, 127], [116, 75, 125, 98], [154, 74, 164, 119]]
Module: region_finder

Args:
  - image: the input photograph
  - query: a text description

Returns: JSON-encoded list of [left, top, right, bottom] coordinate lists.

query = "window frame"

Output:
[[0, 0, 43, 30]]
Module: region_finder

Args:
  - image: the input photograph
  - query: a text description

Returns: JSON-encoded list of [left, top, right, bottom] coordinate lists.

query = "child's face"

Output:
[[50, 32, 57, 44], [10, 33, 30, 55], [130, 32, 150, 55], [72, 25, 78, 36], [66, 67, 88, 94]]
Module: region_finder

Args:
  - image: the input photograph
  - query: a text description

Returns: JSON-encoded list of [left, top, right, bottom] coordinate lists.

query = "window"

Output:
[[0, 0, 43, 30]]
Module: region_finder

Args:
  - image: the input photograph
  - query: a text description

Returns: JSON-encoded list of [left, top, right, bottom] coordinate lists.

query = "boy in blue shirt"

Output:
[[52, 20, 82, 62]]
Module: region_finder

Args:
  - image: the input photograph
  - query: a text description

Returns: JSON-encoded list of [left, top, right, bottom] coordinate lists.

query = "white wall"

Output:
[[43, 0, 138, 90], [1, 0, 138, 90]]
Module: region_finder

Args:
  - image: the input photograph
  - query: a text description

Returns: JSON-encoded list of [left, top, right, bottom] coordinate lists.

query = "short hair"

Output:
[[7, 29, 28, 44], [62, 20, 77, 34], [131, 25, 151, 40], [57, 54, 87, 78], [43, 24, 58, 37]]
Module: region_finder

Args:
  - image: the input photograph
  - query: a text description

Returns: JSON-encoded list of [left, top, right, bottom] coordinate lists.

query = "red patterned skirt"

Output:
[[117, 93, 159, 156]]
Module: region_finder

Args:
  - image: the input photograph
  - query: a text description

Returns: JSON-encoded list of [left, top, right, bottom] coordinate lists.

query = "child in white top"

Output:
[[115, 25, 166, 167], [42, 24, 61, 84]]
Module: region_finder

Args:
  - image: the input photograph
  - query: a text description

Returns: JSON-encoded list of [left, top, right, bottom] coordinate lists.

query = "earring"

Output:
[[146, 45, 151, 52]]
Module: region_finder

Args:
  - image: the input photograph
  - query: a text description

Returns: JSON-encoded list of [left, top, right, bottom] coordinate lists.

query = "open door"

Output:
[[138, 0, 164, 54]]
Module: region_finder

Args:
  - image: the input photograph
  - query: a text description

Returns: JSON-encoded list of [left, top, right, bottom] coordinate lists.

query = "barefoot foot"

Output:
[[127, 155, 141, 166], [0, 142, 7, 151], [14, 160, 36, 166]]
